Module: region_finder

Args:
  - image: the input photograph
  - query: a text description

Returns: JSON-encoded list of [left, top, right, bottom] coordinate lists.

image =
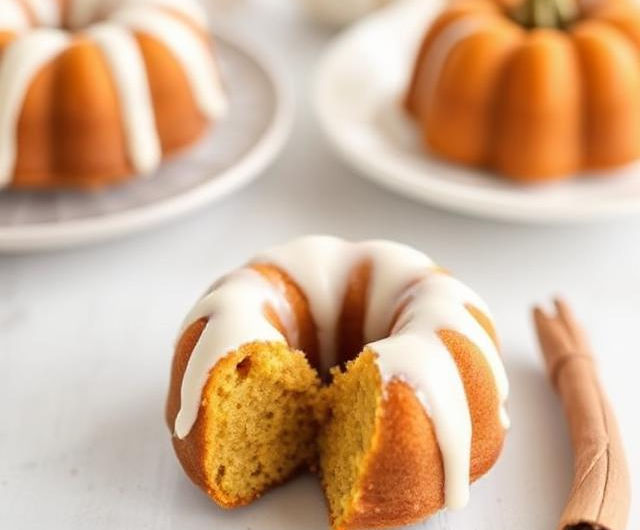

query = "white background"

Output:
[[0, 1, 637, 528]]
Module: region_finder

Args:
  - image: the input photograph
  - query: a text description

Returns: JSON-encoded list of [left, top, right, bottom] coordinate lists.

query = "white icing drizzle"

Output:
[[361, 239, 436, 342], [174, 269, 292, 439], [0, 28, 70, 186], [1, 0, 31, 32], [369, 272, 506, 509], [86, 22, 161, 175], [373, 331, 471, 508], [112, 4, 228, 120], [174, 236, 510, 510], [23, 0, 61, 26], [254, 236, 354, 376]]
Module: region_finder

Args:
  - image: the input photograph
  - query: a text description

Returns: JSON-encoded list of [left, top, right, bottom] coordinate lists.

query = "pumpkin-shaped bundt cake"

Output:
[[406, 0, 640, 182]]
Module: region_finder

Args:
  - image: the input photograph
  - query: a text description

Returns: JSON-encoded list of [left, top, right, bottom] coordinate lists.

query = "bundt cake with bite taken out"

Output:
[[166, 236, 509, 529], [0, 0, 226, 190]]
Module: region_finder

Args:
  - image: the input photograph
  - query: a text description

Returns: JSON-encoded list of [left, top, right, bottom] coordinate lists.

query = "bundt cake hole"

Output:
[[205, 343, 320, 503]]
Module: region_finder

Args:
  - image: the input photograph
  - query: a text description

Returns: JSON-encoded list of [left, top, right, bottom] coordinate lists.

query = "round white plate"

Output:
[[0, 30, 293, 252], [314, 0, 640, 224]]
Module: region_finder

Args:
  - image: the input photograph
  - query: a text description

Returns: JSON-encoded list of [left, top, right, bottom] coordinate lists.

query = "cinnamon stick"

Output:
[[533, 299, 631, 530]]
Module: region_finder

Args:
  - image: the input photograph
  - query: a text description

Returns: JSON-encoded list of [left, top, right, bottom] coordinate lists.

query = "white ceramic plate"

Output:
[[0, 30, 293, 252], [314, 0, 640, 224]]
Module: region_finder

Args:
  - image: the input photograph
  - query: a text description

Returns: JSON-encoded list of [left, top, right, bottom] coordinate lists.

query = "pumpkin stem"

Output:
[[511, 0, 579, 29]]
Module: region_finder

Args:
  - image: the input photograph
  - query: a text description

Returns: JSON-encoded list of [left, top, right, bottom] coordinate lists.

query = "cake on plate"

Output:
[[0, 0, 227, 189], [406, 0, 640, 182]]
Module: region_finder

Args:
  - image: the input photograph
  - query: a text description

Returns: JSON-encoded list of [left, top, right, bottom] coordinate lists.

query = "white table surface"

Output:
[[0, 1, 637, 529]]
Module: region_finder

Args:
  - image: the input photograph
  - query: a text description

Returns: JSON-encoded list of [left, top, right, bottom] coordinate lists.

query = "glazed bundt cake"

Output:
[[166, 236, 509, 529], [0, 0, 226, 189]]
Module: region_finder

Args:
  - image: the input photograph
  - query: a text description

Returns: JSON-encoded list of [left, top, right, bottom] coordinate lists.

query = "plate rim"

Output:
[[313, 0, 640, 225], [0, 27, 294, 252]]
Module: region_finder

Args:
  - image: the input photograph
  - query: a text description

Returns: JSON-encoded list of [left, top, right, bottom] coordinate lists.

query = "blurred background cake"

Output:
[[406, 0, 640, 182], [0, 0, 227, 190]]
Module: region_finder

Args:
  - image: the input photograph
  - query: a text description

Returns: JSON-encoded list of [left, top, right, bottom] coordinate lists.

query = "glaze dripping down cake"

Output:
[[0, 0, 227, 189], [166, 236, 509, 530]]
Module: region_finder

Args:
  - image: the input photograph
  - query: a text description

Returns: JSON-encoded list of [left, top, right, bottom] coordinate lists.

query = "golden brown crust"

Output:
[[338, 380, 445, 530], [250, 263, 320, 369], [343, 379, 503, 530], [405, 0, 501, 117], [136, 33, 208, 156], [168, 335, 317, 508], [9, 18, 217, 189], [15, 41, 134, 189], [337, 260, 372, 369], [439, 328, 505, 479], [406, 0, 640, 181], [166, 318, 212, 497], [167, 324, 286, 508], [166, 265, 321, 507], [337, 303, 505, 530]]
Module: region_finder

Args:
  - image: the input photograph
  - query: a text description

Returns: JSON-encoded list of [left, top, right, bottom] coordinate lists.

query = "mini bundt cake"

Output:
[[166, 236, 509, 529], [405, 0, 640, 182], [0, 0, 227, 189]]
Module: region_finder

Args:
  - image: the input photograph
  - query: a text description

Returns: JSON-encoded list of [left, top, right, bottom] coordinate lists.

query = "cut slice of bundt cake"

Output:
[[167, 324, 319, 507], [319, 317, 505, 529], [167, 325, 320, 507]]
